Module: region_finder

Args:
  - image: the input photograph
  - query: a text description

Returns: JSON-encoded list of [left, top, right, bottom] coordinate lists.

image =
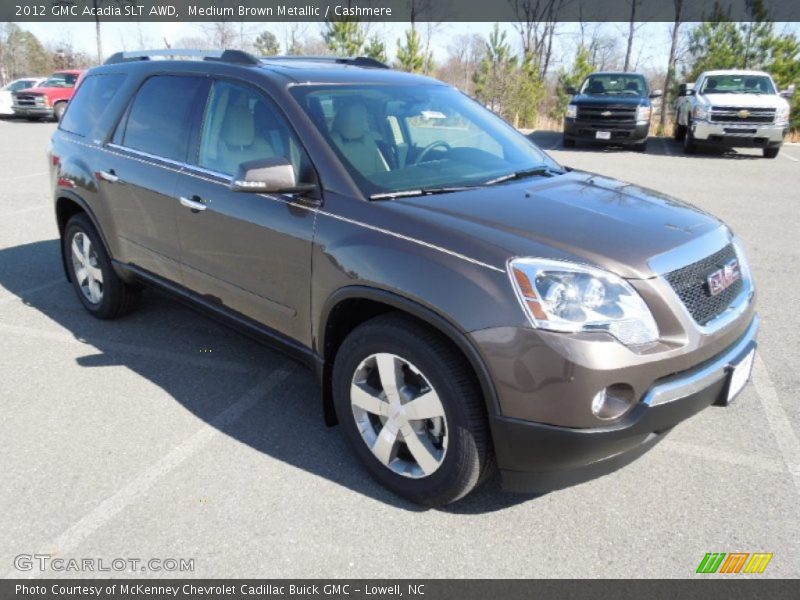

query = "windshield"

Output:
[[41, 73, 78, 88], [580, 74, 648, 97], [289, 83, 560, 197], [700, 74, 776, 95], [4, 80, 38, 92]]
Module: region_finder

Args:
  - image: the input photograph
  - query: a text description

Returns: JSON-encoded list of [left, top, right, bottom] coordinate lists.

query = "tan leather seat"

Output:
[[218, 104, 274, 175], [330, 102, 389, 176]]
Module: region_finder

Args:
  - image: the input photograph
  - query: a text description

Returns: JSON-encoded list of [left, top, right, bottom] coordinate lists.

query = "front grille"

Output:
[[13, 94, 39, 107], [665, 244, 743, 326], [576, 105, 636, 123], [709, 106, 775, 124]]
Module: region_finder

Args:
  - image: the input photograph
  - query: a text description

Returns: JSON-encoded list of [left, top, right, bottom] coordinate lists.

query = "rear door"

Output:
[[174, 78, 318, 345], [103, 75, 209, 282]]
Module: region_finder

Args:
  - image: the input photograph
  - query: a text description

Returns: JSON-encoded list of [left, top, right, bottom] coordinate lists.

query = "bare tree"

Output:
[[509, 0, 563, 79], [623, 0, 645, 71], [659, 0, 685, 132]]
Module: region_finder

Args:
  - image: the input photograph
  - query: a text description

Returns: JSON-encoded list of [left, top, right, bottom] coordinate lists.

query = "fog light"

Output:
[[591, 384, 636, 420]]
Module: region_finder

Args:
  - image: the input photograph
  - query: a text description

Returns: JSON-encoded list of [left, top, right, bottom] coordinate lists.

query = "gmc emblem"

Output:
[[707, 259, 741, 296]]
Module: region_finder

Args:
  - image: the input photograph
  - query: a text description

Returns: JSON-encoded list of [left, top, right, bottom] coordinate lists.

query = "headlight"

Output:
[[636, 106, 651, 122], [775, 104, 790, 125], [732, 236, 752, 283], [566, 104, 577, 119], [692, 105, 708, 120], [508, 258, 659, 346]]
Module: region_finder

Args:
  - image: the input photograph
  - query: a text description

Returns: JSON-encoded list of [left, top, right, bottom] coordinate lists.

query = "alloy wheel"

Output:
[[350, 352, 448, 478], [70, 231, 104, 304]]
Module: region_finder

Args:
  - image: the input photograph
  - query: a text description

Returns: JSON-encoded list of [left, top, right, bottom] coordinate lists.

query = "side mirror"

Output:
[[230, 157, 315, 194], [649, 89, 663, 98], [678, 83, 694, 97], [780, 84, 795, 98], [565, 85, 578, 95]]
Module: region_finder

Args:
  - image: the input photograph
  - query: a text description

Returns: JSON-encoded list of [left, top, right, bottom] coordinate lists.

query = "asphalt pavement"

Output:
[[1, 119, 798, 578]]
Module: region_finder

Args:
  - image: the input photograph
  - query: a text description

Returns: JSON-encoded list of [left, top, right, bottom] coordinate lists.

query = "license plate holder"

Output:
[[723, 348, 755, 405]]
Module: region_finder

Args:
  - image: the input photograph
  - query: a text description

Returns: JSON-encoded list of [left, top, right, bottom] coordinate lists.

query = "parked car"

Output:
[[49, 50, 757, 506], [674, 69, 793, 158], [0, 77, 45, 116], [563, 71, 662, 151], [12, 69, 84, 121]]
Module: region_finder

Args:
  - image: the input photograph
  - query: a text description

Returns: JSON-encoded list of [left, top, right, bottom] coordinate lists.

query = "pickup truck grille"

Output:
[[13, 93, 40, 107], [665, 244, 743, 326], [576, 105, 637, 123], [709, 106, 775, 124]]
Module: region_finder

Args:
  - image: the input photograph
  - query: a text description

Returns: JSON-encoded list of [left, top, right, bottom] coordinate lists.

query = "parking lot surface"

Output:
[[1, 119, 798, 578]]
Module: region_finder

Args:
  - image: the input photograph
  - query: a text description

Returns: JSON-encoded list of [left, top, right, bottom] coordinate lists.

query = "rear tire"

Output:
[[332, 313, 494, 506], [64, 213, 140, 319], [562, 136, 575, 148], [763, 146, 780, 159], [673, 122, 687, 141], [25, 116, 40, 122]]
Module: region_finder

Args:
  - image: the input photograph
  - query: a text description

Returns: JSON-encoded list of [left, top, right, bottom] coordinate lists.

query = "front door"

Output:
[[175, 79, 318, 345]]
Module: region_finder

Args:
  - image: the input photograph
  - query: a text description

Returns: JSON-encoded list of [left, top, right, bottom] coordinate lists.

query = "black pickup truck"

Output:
[[563, 72, 662, 152]]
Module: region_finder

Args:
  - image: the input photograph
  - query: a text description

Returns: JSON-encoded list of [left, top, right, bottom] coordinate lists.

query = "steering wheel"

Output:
[[413, 141, 451, 165]]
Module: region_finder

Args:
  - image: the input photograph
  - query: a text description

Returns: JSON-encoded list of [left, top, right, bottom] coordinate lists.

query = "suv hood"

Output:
[[395, 170, 725, 279], [698, 93, 788, 109]]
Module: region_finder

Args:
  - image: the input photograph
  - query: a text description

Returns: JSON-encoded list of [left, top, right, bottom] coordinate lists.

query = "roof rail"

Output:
[[262, 56, 390, 69], [104, 49, 260, 66]]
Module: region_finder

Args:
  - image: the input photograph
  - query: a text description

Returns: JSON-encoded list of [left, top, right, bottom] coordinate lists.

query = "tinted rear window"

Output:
[[122, 75, 206, 162], [59, 74, 126, 137]]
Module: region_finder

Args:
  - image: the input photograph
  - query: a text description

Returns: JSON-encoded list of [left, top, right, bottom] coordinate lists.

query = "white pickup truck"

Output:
[[674, 69, 793, 158]]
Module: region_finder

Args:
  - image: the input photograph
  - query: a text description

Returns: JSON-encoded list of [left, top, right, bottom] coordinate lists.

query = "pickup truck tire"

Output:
[[64, 213, 141, 319], [634, 141, 648, 153], [682, 121, 697, 154], [53, 102, 67, 122], [763, 147, 780, 159], [332, 313, 493, 506], [562, 136, 575, 148], [673, 123, 687, 141]]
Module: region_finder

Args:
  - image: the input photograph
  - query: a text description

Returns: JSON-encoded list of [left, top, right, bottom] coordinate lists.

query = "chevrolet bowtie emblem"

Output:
[[737, 109, 751, 119], [601, 110, 612, 117]]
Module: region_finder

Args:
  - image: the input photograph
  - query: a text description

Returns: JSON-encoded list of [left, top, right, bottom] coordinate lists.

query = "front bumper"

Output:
[[563, 118, 650, 143], [692, 120, 787, 147], [485, 315, 759, 493], [12, 105, 54, 118]]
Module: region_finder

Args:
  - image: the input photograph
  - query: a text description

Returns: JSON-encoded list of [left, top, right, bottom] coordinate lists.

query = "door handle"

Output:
[[179, 196, 207, 212], [98, 170, 119, 183]]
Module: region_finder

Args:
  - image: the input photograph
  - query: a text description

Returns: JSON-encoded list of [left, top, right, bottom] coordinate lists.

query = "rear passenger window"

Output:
[[121, 75, 205, 162], [59, 74, 126, 137]]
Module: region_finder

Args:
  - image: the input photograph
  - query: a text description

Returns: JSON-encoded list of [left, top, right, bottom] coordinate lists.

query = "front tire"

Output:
[[673, 122, 687, 141], [64, 213, 140, 319], [763, 146, 780, 159], [332, 314, 494, 506], [563, 136, 576, 148], [683, 120, 697, 154], [53, 102, 67, 122]]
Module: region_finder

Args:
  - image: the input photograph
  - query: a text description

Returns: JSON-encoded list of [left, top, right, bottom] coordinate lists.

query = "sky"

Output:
[[16, 20, 800, 73]]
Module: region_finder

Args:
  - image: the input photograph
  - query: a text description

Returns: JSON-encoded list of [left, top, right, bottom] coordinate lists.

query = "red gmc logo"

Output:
[[707, 259, 741, 296]]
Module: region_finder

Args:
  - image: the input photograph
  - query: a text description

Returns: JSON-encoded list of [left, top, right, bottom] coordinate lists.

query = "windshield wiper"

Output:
[[369, 184, 485, 201], [483, 166, 562, 186]]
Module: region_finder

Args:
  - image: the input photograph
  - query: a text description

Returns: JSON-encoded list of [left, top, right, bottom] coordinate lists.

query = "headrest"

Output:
[[588, 80, 605, 93], [221, 105, 255, 147], [332, 102, 369, 141], [625, 81, 639, 91]]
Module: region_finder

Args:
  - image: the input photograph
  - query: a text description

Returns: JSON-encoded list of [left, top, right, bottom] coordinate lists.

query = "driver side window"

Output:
[[197, 80, 314, 184]]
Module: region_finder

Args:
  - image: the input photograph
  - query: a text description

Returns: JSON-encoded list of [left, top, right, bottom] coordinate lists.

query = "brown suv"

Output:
[[48, 50, 758, 506]]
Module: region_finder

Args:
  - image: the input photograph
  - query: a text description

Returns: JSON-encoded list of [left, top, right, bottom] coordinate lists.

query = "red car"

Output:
[[12, 69, 85, 122]]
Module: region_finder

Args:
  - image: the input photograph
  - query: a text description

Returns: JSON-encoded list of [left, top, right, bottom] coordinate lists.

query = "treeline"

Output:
[[0, 23, 94, 83], [1, 0, 797, 131]]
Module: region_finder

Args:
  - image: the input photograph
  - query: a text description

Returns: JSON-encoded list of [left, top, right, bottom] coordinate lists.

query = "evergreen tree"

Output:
[[323, 19, 366, 56], [253, 31, 280, 57], [474, 24, 516, 115], [552, 46, 594, 118], [396, 28, 434, 74], [363, 34, 388, 64]]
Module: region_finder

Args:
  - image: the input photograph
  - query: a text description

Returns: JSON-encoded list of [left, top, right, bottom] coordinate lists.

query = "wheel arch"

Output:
[[317, 286, 501, 429]]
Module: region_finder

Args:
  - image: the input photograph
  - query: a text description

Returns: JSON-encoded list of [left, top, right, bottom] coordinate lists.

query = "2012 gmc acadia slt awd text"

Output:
[[48, 50, 758, 506]]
